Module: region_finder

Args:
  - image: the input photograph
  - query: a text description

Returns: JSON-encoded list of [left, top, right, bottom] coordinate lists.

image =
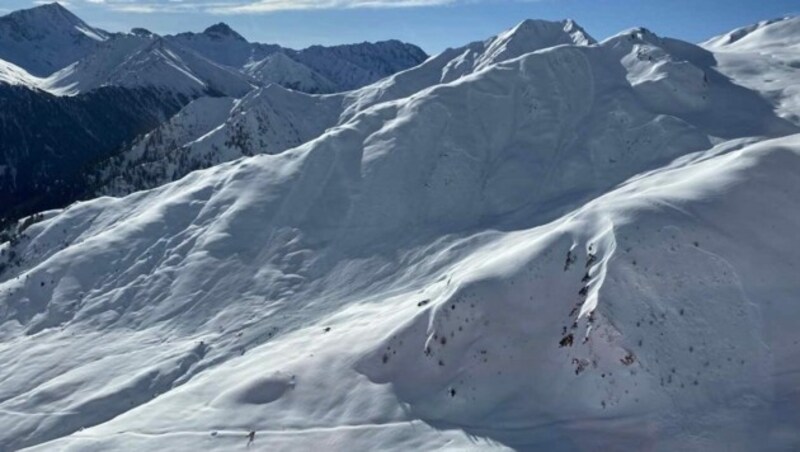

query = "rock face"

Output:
[[1, 13, 800, 452]]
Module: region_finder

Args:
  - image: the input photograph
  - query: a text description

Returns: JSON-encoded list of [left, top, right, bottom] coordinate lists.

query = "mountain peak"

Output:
[[10, 2, 78, 22], [505, 18, 597, 48], [29, 2, 69, 13], [131, 27, 155, 38], [0, 1, 109, 76], [203, 22, 247, 42]]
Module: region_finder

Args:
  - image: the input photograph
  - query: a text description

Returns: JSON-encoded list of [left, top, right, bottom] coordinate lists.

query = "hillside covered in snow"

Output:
[[1, 10, 800, 452], [0, 2, 426, 224]]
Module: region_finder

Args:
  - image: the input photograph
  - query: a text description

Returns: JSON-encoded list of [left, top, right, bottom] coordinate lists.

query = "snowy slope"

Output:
[[43, 34, 254, 98], [244, 52, 338, 94], [2, 18, 800, 452], [0, 3, 108, 77], [701, 16, 800, 125], [92, 86, 342, 196], [0, 58, 44, 89]]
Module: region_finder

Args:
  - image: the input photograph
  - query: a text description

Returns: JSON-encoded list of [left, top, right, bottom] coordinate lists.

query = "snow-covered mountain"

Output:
[[286, 39, 430, 91], [168, 23, 281, 69], [167, 23, 428, 92], [43, 33, 254, 98], [701, 16, 800, 125], [0, 4, 426, 98], [0, 3, 108, 77], [340, 19, 595, 121], [2, 14, 800, 452], [90, 18, 796, 198], [0, 2, 427, 226], [90, 19, 598, 196], [244, 52, 338, 94]]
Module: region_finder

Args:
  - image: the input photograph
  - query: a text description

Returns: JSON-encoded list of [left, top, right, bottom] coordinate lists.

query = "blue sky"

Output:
[[3, 0, 798, 53]]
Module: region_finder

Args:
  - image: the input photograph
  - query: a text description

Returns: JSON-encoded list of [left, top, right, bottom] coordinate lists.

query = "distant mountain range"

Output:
[[0, 2, 427, 223]]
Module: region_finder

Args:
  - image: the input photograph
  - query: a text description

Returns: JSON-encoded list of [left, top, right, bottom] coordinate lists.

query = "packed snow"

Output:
[[1, 12, 800, 452]]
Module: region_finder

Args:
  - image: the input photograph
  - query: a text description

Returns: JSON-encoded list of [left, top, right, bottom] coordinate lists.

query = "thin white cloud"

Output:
[[211, 0, 455, 14], [75, 0, 457, 14]]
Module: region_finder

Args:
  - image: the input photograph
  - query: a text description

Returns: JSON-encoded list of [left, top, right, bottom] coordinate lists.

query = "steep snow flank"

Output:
[[245, 53, 338, 94], [0, 3, 108, 77], [44, 34, 254, 98], [701, 16, 800, 126], [0, 58, 44, 88]]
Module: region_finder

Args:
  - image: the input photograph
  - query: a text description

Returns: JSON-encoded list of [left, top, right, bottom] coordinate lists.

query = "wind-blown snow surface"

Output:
[[2, 17, 800, 452]]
